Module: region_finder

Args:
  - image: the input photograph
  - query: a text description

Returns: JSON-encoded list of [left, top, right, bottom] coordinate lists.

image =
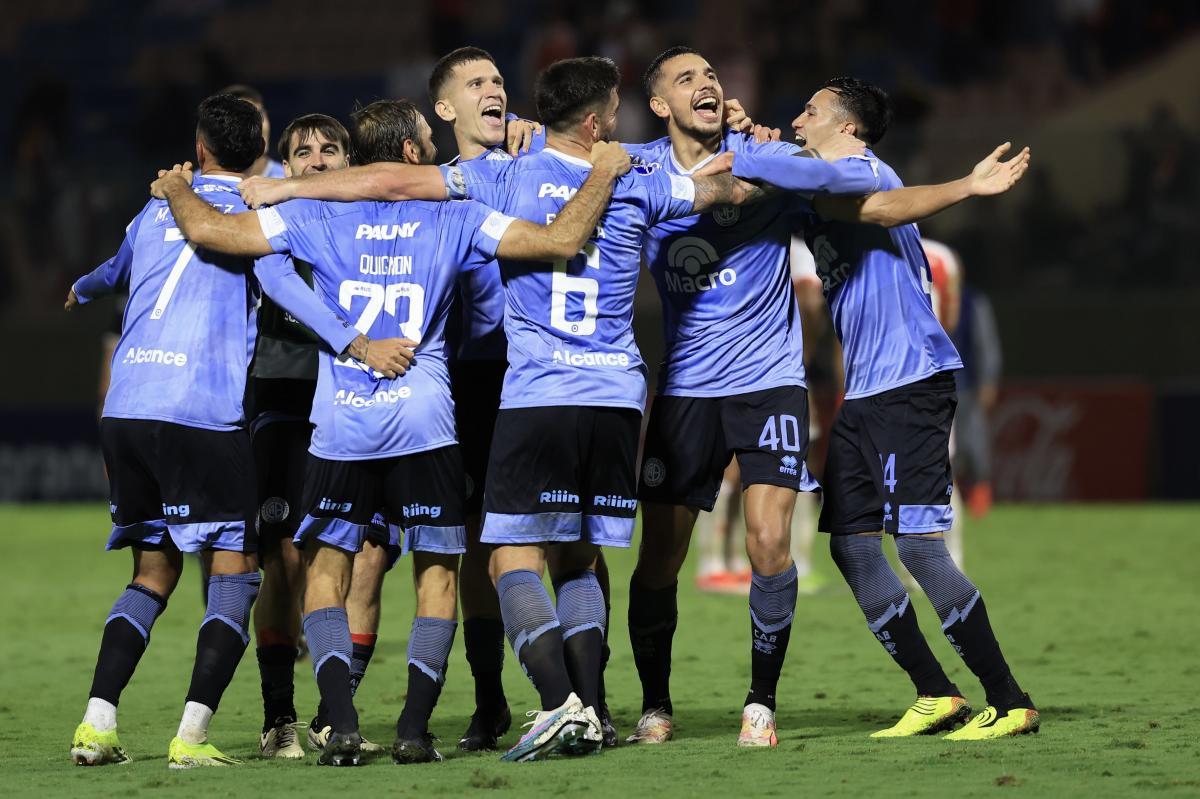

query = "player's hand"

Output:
[[808, 132, 866, 162], [694, 151, 734, 177], [506, 118, 543, 156], [724, 99, 752, 133], [150, 162, 194, 198], [240, 175, 292, 209], [752, 124, 781, 143], [967, 142, 1031, 196], [347, 334, 417, 378], [64, 287, 78, 311], [589, 141, 632, 178]]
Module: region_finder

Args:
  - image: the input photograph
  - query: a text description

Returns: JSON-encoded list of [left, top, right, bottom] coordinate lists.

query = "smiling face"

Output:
[[791, 88, 854, 150], [435, 58, 507, 149], [282, 129, 349, 176], [649, 52, 723, 138]]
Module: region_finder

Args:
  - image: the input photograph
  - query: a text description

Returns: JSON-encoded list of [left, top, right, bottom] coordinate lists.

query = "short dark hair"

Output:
[[428, 47, 497, 105], [535, 57, 620, 133], [277, 113, 350, 161], [820, 77, 892, 146], [349, 99, 423, 165], [196, 93, 264, 173], [220, 83, 264, 108], [642, 45, 699, 97]]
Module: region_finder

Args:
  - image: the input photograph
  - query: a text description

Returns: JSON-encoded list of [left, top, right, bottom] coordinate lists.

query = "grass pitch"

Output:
[[2, 503, 1197, 797]]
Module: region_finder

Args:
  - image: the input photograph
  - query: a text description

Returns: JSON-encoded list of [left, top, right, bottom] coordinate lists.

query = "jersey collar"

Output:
[[544, 147, 593, 170], [669, 141, 724, 176]]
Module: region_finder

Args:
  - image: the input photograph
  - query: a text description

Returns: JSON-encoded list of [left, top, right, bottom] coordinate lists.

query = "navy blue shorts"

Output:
[[819, 372, 957, 536], [638, 385, 818, 511], [295, 446, 467, 563], [101, 418, 257, 553]]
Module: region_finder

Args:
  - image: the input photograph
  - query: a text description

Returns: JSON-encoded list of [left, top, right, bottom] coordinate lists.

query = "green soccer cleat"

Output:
[[70, 723, 131, 766], [167, 736, 242, 769], [870, 695, 972, 738], [944, 705, 1040, 740]]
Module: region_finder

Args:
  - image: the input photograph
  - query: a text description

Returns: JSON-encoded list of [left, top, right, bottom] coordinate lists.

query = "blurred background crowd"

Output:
[[1, 0, 1197, 502]]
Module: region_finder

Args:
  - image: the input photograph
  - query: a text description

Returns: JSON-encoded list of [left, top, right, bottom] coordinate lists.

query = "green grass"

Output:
[[2, 504, 1198, 797]]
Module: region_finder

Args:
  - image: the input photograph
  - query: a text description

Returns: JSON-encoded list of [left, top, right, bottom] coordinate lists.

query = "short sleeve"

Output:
[[449, 158, 515, 211], [256, 198, 326, 259], [638, 168, 696, 226], [440, 200, 516, 273]]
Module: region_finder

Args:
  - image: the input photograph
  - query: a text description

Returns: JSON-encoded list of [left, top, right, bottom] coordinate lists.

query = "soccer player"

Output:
[[153, 97, 633, 765], [250, 113, 401, 759], [623, 46, 900, 748], [739, 77, 1037, 739], [63, 94, 400, 770], [424, 46, 533, 752]]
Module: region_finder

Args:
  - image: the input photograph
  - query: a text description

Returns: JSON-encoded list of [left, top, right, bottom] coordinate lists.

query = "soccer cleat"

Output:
[[260, 718, 305, 759], [70, 723, 131, 766], [600, 703, 618, 748], [564, 706, 604, 756], [870, 695, 972, 738], [696, 571, 752, 596], [458, 705, 513, 752], [944, 704, 1040, 741], [500, 693, 587, 762], [307, 716, 384, 754], [392, 732, 444, 764], [318, 731, 363, 766], [625, 708, 673, 744], [167, 736, 242, 769], [737, 703, 778, 748]]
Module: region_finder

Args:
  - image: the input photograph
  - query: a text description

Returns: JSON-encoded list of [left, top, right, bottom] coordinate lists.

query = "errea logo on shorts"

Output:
[[779, 455, 799, 477], [355, 222, 422, 240], [123, 347, 188, 367]]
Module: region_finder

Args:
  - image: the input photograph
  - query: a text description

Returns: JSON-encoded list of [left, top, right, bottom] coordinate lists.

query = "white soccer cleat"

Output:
[[564, 706, 604, 755], [260, 719, 305, 759], [737, 703, 778, 747], [500, 693, 588, 762], [625, 708, 674, 744]]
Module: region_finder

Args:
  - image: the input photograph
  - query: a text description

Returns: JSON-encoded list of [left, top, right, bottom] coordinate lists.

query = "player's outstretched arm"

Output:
[[152, 165, 275, 256], [494, 141, 631, 261], [67, 240, 135, 310], [239, 163, 447, 208], [816, 143, 1031, 227], [690, 172, 771, 213]]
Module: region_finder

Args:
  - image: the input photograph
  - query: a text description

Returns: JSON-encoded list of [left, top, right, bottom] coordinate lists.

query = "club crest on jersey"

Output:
[[642, 457, 666, 488], [779, 455, 799, 477], [711, 204, 740, 226], [355, 222, 422, 240], [260, 496, 290, 524]]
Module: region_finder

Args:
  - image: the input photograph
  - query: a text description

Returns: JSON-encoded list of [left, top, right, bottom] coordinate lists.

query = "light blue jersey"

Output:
[[799, 151, 963, 398], [74, 174, 260, 430], [449, 147, 696, 412], [633, 130, 881, 397], [257, 197, 515, 459]]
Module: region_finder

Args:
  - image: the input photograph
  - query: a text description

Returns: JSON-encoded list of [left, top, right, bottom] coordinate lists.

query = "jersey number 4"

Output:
[[550, 241, 599, 336]]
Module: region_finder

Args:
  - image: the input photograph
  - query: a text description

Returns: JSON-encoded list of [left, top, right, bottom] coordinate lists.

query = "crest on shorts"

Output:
[[642, 457, 666, 488], [712, 205, 740, 226], [261, 496, 290, 524]]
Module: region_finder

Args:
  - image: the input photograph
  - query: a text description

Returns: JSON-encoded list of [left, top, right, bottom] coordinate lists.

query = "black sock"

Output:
[[831, 536, 959, 698], [518, 627, 574, 709], [497, 570, 573, 710], [895, 536, 1028, 711], [463, 617, 507, 715], [257, 644, 297, 729], [395, 664, 443, 739], [744, 565, 798, 712], [349, 634, 376, 697], [628, 577, 678, 715], [90, 584, 168, 705], [315, 658, 358, 734], [562, 628, 603, 710], [942, 597, 1028, 711], [185, 620, 249, 711], [598, 600, 611, 708]]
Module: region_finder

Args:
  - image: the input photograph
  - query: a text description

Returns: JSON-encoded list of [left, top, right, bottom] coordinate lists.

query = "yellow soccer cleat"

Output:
[[167, 736, 242, 769], [737, 703, 778, 748], [870, 695, 972, 738], [71, 722, 132, 766], [944, 706, 1040, 740]]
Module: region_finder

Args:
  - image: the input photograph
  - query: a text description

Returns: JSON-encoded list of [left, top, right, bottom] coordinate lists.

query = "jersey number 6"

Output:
[[550, 241, 600, 336]]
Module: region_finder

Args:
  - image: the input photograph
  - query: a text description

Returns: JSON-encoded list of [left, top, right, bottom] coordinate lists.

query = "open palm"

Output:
[[969, 142, 1031, 196]]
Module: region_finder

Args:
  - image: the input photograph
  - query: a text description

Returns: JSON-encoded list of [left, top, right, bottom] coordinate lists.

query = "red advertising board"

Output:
[[989, 381, 1153, 501]]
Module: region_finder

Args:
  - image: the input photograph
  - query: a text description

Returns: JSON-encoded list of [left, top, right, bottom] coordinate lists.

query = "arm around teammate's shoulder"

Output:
[[240, 163, 448, 208], [494, 141, 630, 261], [151, 165, 274, 257]]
